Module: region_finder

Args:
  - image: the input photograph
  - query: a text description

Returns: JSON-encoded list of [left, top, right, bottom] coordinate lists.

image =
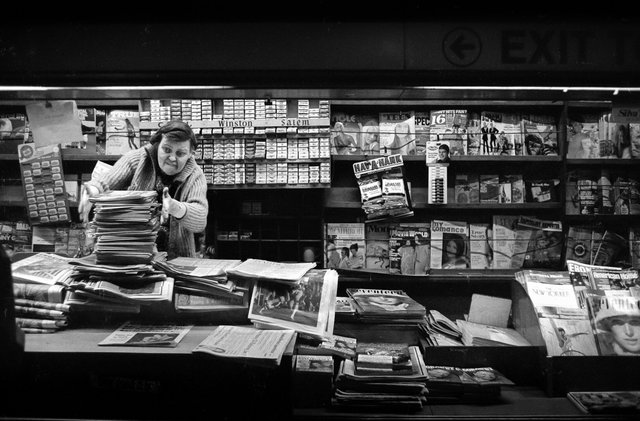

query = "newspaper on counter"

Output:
[[192, 325, 297, 367], [98, 321, 193, 347]]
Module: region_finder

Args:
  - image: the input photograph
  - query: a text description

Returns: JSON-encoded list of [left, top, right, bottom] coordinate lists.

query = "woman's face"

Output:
[[610, 316, 640, 353], [446, 240, 458, 256], [157, 136, 192, 176]]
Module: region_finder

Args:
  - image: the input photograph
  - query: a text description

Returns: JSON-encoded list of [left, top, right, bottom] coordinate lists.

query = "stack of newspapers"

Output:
[[153, 257, 251, 316], [88, 190, 160, 265], [63, 253, 173, 315]]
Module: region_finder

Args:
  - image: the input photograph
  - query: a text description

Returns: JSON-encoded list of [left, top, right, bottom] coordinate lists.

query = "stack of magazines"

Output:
[[332, 343, 428, 411], [419, 309, 464, 346], [346, 288, 426, 323], [424, 365, 514, 402], [88, 190, 160, 265]]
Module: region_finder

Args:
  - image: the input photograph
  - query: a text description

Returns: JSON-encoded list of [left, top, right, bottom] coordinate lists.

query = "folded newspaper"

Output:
[[226, 258, 316, 283]]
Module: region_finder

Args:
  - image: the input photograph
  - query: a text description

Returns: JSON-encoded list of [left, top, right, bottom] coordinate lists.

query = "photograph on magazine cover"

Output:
[[249, 270, 329, 326]]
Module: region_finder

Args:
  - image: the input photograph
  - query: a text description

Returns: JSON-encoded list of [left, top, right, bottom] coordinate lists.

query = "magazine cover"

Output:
[[429, 109, 468, 157], [425, 139, 451, 164], [631, 225, 640, 269], [480, 111, 521, 156], [469, 223, 492, 269], [330, 112, 379, 155], [565, 226, 594, 265], [105, 109, 140, 155], [521, 113, 558, 156], [378, 111, 416, 156], [454, 173, 480, 204], [324, 223, 366, 270], [491, 215, 520, 269], [537, 317, 598, 356], [630, 123, 640, 159], [517, 216, 564, 269], [567, 113, 601, 159], [414, 111, 430, 156], [248, 268, 338, 340], [466, 112, 482, 156], [346, 288, 426, 318], [388, 223, 430, 275], [503, 174, 524, 204], [364, 222, 391, 271], [352, 154, 414, 222], [587, 294, 640, 356], [479, 174, 500, 204], [430, 220, 469, 270]]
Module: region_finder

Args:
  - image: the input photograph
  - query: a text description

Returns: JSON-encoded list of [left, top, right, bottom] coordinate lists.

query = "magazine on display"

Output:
[[480, 111, 521, 156], [330, 111, 379, 155], [388, 223, 430, 275], [586, 294, 640, 356], [429, 109, 468, 158], [429, 220, 469, 270], [346, 288, 426, 321], [324, 223, 366, 270], [537, 317, 599, 356], [364, 222, 391, 271], [248, 269, 338, 340], [378, 111, 416, 156]]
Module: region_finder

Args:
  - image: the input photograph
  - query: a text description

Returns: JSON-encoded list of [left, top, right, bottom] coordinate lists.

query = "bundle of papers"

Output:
[[419, 310, 464, 346], [153, 257, 244, 298], [89, 190, 160, 265]]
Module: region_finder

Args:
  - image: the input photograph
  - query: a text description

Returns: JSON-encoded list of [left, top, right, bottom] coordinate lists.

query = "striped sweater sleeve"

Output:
[[177, 168, 208, 233], [86, 148, 142, 193]]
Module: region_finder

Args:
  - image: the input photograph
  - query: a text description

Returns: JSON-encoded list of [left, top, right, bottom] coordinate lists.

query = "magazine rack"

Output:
[[337, 270, 640, 398], [511, 280, 640, 396]]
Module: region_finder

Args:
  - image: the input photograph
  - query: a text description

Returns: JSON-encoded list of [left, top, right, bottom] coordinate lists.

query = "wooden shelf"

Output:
[[209, 184, 330, 190], [335, 268, 521, 283], [324, 187, 562, 209], [0, 152, 121, 161], [566, 158, 639, 165], [331, 155, 563, 163]]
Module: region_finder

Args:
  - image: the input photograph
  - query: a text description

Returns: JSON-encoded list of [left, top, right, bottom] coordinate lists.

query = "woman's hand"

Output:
[[78, 184, 99, 222], [162, 187, 186, 223]]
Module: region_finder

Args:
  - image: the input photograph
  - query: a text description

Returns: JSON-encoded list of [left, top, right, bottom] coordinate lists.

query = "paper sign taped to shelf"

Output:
[[25, 101, 84, 148]]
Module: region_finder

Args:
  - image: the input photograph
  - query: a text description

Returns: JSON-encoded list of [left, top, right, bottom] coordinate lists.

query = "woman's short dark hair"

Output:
[[149, 120, 197, 150], [439, 144, 450, 153]]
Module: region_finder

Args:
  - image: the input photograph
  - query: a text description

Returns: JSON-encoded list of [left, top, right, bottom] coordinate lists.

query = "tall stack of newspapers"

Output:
[[58, 190, 173, 315], [88, 190, 160, 265]]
